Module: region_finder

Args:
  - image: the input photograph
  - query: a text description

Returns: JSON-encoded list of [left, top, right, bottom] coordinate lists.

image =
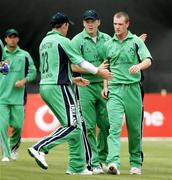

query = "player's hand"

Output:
[[96, 68, 112, 80], [101, 87, 109, 99], [139, 33, 147, 42], [15, 78, 27, 88], [99, 61, 109, 69], [129, 64, 141, 74], [72, 77, 90, 86]]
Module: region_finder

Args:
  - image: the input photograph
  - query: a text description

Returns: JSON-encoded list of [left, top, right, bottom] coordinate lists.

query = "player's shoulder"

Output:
[[99, 31, 111, 39], [132, 34, 142, 43], [104, 37, 113, 46], [19, 48, 29, 54], [72, 32, 84, 42], [47, 33, 71, 45], [0, 39, 3, 45], [19, 48, 32, 58], [60, 36, 72, 47]]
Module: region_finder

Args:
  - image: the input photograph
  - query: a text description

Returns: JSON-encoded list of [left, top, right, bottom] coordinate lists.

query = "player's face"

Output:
[[83, 19, 100, 37], [113, 16, 129, 38], [5, 35, 19, 48]]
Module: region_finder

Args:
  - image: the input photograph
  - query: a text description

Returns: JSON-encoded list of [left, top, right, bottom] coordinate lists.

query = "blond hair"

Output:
[[114, 11, 129, 23]]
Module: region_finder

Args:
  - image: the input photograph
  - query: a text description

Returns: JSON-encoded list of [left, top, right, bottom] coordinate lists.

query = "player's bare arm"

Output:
[[101, 80, 109, 99], [129, 58, 152, 75], [71, 64, 90, 74]]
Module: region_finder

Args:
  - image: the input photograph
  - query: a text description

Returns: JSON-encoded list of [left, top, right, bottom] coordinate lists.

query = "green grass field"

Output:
[[0, 140, 172, 180]]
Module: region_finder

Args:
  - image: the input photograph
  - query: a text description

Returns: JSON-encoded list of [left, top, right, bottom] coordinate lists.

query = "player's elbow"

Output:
[[145, 58, 152, 68], [71, 64, 79, 72], [147, 58, 152, 67]]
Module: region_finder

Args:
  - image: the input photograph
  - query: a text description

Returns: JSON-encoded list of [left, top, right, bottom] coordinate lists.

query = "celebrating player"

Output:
[[71, 10, 111, 174], [28, 12, 112, 175], [101, 11, 152, 175]]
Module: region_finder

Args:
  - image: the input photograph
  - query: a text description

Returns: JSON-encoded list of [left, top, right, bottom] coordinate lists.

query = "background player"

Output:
[[0, 28, 37, 161], [71, 9, 111, 174]]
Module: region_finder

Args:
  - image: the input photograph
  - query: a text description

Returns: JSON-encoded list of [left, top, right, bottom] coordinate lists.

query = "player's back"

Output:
[[39, 31, 72, 85]]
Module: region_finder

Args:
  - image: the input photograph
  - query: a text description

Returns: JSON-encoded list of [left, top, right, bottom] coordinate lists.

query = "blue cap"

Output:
[[83, 10, 99, 20], [50, 12, 74, 25]]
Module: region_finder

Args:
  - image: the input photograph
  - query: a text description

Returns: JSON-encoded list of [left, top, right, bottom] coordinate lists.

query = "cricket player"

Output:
[[0, 29, 37, 161], [28, 12, 112, 175], [101, 11, 152, 175], [71, 10, 111, 174]]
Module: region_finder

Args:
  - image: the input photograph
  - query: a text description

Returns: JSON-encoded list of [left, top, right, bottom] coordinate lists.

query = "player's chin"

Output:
[[87, 29, 94, 33], [115, 31, 122, 36]]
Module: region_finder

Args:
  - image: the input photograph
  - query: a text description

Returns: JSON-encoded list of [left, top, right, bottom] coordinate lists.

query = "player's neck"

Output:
[[88, 30, 97, 38], [7, 45, 17, 52], [116, 30, 128, 43]]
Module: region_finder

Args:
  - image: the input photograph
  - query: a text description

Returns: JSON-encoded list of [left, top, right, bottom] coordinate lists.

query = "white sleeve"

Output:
[[79, 60, 98, 74]]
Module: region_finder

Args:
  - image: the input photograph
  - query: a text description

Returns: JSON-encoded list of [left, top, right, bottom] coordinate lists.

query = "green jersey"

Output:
[[71, 29, 111, 83], [103, 31, 152, 85], [39, 31, 85, 85], [0, 39, 5, 60], [0, 46, 36, 105]]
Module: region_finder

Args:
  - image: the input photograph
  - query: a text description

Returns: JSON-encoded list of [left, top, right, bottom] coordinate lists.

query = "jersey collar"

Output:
[[82, 29, 102, 40], [112, 31, 134, 41], [4, 45, 20, 54], [46, 30, 64, 37]]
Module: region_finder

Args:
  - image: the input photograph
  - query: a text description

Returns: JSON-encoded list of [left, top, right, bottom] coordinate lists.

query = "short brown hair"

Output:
[[114, 11, 129, 23]]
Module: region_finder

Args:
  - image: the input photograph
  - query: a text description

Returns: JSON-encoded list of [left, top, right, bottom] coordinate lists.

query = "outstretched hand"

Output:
[[99, 61, 109, 69], [72, 77, 90, 86], [96, 61, 112, 80], [97, 68, 112, 80], [140, 33, 147, 42]]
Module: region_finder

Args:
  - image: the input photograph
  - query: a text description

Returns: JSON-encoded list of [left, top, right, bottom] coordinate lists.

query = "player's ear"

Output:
[[16, 37, 20, 43], [97, 20, 101, 26], [126, 21, 130, 28], [83, 20, 86, 27], [62, 22, 68, 28], [4, 37, 8, 43]]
